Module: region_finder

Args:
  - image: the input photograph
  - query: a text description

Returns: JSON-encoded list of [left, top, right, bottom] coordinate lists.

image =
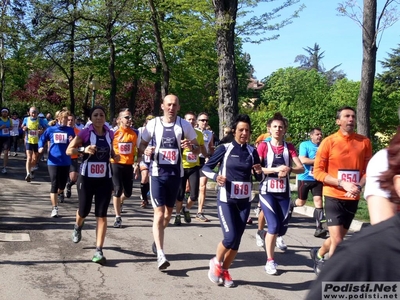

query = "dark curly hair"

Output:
[[379, 126, 400, 204]]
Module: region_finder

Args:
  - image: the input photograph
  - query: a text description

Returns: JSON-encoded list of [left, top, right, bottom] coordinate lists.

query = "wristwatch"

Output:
[[77, 147, 85, 154]]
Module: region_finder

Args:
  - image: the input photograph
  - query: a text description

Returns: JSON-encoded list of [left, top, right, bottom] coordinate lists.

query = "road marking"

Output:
[[0, 233, 31, 242]]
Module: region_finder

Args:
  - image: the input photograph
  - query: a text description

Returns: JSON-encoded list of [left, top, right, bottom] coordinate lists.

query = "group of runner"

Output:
[[3, 98, 385, 288]]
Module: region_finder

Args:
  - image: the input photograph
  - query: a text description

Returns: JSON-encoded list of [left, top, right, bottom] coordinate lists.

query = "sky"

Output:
[[241, 0, 400, 81]]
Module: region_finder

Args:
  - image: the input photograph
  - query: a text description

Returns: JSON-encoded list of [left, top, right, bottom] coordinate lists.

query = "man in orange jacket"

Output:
[[310, 106, 372, 275], [110, 109, 138, 228]]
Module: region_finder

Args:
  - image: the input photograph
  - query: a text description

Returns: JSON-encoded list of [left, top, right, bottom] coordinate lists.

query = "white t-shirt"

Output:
[[364, 149, 390, 199]]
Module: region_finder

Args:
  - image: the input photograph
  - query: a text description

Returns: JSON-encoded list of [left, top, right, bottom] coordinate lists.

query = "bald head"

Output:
[[161, 94, 180, 122]]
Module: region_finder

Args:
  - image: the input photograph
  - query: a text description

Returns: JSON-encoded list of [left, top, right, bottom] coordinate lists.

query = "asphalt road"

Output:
[[0, 153, 328, 300]]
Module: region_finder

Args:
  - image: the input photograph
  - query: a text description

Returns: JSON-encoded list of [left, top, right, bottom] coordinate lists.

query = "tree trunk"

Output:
[[153, 64, 162, 116], [148, 0, 169, 99], [357, 0, 377, 138], [213, 0, 239, 139], [68, 9, 76, 115]]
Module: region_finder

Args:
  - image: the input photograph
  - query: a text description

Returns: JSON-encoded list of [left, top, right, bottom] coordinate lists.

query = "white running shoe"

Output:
[[32, 166, 39, 171], [256, 230, 266, 247], [51, 207, 59, 218], [1, 167, 6, 174], [265, 260, 278, 275], [254, 207, 261, 217], [157, 254, 170, 271], [276, 236, 287, 251]]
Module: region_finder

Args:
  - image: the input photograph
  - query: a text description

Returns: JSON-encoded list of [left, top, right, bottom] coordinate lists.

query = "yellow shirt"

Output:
[[182, 129, 204, 168]]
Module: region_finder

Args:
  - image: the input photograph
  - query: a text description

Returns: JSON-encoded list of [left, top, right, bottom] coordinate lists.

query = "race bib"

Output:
[[88, 162, 107, 178], [159, 148, 179, 165], [231, 181, 251, 199], [118, 142, 132, 155], [186, 151, 197, 163], [338, 169, 360, 183], [53, 133, 67, 144], [28, 130, 38, 138], [2, 128, 9, 135], [267, 178, 286, 193], [309, 166, 314, 177]]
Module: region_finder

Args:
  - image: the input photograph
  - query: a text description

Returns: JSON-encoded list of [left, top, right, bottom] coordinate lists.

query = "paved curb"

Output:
[[206, 182, 366, 232]]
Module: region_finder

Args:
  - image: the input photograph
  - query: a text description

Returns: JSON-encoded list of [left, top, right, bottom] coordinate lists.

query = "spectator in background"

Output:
[[10, 112, 21, 156], [75, 117, 84, 130]]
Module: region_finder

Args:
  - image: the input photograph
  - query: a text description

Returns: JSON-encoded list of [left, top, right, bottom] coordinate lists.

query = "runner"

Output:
[[0, 108, 12, 174], [66, 106, 115, 265], [21, 107, 47, 181], [65, 114, 81, 199], [294, 127, 327, 238], [174, 111, 204, 225], [197, 112, 214, 222], [137, 114, 155, 209], [306, 133, 400, 298], [10, 111, 21, 157], [38, 109, 75, 217], [310, 106, 372, 275], [364, 128, 400, 225], [137, 94, 199, 271], [202, 114, 262, 287], [110, 109, 138, 228], [257, 112, 304, 275]]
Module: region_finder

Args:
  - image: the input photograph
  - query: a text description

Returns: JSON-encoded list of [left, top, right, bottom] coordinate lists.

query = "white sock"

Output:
[[157, 249, 165, 257]]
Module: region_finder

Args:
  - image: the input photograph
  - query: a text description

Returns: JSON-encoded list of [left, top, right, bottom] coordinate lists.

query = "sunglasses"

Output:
[[199, 119, 208, 122], [123, 116, 132, 120]]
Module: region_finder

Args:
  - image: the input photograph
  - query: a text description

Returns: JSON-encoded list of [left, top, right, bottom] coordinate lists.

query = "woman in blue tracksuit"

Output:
[[39, 109, 75, 218], [202, 114, 262, 288]]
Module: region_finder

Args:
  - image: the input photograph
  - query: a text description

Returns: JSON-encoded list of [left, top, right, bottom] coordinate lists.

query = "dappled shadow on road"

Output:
[[234, 279, 314, 291]]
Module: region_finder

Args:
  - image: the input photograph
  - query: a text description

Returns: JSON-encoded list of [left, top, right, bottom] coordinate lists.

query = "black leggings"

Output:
[[77, 176, 113, 218], [111, 164, 133, 198], [11, 136, 19, 152], [47, 165, 70, 193]]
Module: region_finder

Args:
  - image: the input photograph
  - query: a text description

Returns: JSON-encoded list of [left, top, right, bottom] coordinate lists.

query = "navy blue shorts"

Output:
[[25, 143, 38, 152], [149, 176, 181, 208]]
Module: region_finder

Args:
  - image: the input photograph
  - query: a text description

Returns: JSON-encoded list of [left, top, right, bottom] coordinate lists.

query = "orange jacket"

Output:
[[110, 127, 138, 165], [70, 127, 81, 159], [313, 130, 372, 200]]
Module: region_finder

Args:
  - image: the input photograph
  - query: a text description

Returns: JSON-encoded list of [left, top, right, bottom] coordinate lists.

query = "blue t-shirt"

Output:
[[298, 140, 319, 181], [38, 124, 75, 166]]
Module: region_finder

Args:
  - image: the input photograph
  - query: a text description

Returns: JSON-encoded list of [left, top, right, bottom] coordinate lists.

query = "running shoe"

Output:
[[256, 230, 267, 247], [113, 217, 122, 228], [30, 171, 35, 179], [276, 236, 287, 251], [195, 212, 210, 222], [1, 167, 7, 174], [151, 241, 157, 255], [72, 224, 83, 243], [182, 207, 191, 223], [66, 184, 71, 198], [157, 254, 170, 271], [58, 192, 65, 203], [314, 228, 328, 238], [265, 260, 278, 275], [254, 206, 262, 217], [32, 165, 39, 171], [25, 173, 31, 182], [310, 247, 325, 275], [51, 207, 59, 218], [208, 257, 223, 285], [12, 152, 17, 157], [221, 269, 234, 288], [92, 250, 106, 265], [174, 215, 181, 226], [140, 200, 148, 208]]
